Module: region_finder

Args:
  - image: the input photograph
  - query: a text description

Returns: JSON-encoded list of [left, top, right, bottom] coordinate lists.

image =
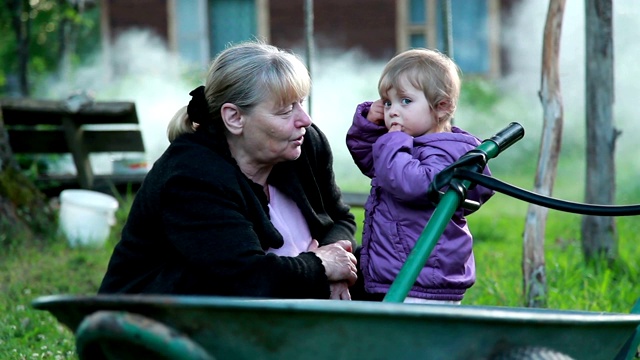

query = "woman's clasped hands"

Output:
[[307, 239, 357, 300]]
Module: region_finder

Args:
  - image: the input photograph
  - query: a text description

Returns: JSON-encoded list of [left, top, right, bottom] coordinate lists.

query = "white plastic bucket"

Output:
[[59, 189, 119, 247]]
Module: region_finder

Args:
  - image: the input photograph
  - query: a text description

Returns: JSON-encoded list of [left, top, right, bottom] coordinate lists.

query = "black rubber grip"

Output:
[[486, 122, 525, 155]]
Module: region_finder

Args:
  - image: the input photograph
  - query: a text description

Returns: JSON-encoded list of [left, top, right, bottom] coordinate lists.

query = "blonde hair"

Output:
[[167, 41, 311, 142], [378, 48, 461, 127]]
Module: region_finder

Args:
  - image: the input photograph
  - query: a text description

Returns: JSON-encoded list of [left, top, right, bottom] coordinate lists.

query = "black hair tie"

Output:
[[186, 86, 210, 125]]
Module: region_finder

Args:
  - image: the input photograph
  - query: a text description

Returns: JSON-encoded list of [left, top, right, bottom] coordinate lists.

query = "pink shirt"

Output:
[[266, 185, 313, 256]]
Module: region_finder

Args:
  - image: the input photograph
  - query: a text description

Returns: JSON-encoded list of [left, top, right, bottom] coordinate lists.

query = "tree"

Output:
[[0, 0, 100, 97], [0, 0, 99, 242], [522, 0, 566, 308], [582, 0, 618, 264], [5, 0, 31, 96], [0, 119, 55, 242]]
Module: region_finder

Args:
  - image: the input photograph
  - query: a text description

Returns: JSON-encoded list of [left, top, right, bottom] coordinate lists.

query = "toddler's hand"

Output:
[[329, 281, 352, 300], [366, 99, 385, 126], [388, 123, 403, 132]]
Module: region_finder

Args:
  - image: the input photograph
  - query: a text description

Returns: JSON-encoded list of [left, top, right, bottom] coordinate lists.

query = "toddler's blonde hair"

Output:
[[378, 48, 461, 128]]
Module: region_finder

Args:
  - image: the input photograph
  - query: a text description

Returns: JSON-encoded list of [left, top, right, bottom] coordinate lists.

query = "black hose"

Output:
[[454, 169, 640, 216]]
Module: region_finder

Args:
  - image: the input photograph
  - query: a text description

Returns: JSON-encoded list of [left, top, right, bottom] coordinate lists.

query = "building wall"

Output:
[[268, 0, 512, 76], [103, 0, 522, 76], [269, 0, 397, 60], [102, 0, 169, 42]]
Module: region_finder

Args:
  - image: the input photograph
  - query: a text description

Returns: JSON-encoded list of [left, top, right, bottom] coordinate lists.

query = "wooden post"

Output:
[[304, 0, 314, 118], [395, 0, 408, 52], [7, 0, 31, 96], [441, 0, 453, 60], [61, 116, 94, 189], [0, 120, 19, 172], [582, 0, 618, 264], [522, 0, 566, 308]]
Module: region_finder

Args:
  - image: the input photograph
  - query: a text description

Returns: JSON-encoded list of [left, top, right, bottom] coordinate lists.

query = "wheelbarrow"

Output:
[[32, 123, 640, 360]]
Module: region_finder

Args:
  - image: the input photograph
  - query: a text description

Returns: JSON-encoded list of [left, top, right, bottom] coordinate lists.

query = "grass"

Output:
[[0, 241, 111, 359], [0, 194, 129, 359], [2, 176, 640, 359], [466, 199, 640, 312], [349, 199, 640, 312]]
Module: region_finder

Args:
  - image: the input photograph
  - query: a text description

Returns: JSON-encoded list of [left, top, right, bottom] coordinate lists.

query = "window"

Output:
[[396, 0, 501, 76], [171, 0, 269, 67]]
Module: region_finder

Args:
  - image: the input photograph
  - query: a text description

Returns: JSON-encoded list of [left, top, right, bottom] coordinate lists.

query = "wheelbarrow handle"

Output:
[[75, 310, 215, 360], [384, 122, 525, 303], [614, 298, 640, 360]]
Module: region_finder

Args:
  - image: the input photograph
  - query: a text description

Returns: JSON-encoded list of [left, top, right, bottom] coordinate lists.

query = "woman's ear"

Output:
[[220, 103, 244, 135]]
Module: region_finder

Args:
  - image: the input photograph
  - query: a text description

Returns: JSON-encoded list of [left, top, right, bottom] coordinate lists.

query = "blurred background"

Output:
[[4, 0, 639, 197]]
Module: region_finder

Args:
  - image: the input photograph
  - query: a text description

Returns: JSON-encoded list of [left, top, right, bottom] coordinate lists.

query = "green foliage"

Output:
[[460, 77, 501, 112], [0, 3, 16, 90], [0, 0, 101, 95], [0, 167, 56, 240], [15, 155, 50, 180]]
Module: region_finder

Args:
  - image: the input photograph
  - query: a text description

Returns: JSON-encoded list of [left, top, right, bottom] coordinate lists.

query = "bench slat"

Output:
[[8, 130, 145, 153], [342, 192, 368, 208], [2, 98, 146, 191], [1, 99, 139, 125]]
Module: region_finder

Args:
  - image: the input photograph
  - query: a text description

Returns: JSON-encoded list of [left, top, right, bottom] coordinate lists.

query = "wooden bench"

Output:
[[1, 96, 147, 194], [342, 192, 368, 208]]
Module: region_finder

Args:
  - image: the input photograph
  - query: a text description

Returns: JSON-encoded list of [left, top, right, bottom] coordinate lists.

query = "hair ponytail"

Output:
[[167, 106, 196, 142]]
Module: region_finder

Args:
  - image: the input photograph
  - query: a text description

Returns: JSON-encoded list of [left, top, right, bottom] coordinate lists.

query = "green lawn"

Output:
[[350, 201, 640, 312], [2, 177, 640, 359]]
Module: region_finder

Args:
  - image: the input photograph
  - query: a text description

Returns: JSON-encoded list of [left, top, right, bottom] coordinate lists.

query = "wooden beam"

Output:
[[1, 98, 139, 125], [523, 0, 566, 308], [8, 129, 145, 153], [426, 0, 437, 48], [396, 0, 408, 52], [256, 0, 270, 43], [61, 116, 94, 189]]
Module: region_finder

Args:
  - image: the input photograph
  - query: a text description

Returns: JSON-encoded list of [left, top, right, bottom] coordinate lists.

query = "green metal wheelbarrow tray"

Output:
[[32, 123, 640, 359], [32, 294, 640, 359]]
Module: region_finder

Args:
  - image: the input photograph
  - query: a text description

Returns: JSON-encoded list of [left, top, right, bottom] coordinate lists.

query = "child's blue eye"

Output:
[[383, 100, 391, 107], [401, 98, 412, 105]]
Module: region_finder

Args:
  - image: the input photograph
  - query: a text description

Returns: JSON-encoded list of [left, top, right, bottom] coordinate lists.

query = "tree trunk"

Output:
[[0, 117, 55, 242], [522, 0, 565, 308], [582, 0, 618, 264], [6, 0, 31, 97], [57, 0, 85, 84]]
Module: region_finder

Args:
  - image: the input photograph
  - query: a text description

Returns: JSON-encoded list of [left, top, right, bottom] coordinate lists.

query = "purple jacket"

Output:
[[346, 102, 494, 301]]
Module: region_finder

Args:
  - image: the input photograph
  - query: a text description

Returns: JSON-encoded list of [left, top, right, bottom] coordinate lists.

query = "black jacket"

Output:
[[98, 123, 356, 299]]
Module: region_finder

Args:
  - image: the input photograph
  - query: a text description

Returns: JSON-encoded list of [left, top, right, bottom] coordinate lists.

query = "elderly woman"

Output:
[[99, 41, 357, 300]]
